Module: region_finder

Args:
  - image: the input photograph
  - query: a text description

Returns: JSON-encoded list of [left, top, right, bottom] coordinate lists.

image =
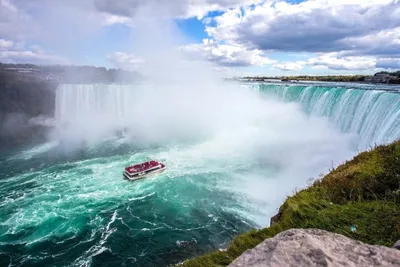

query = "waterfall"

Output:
[[55, 83, 400, 150], [254, 83, 400, 150]]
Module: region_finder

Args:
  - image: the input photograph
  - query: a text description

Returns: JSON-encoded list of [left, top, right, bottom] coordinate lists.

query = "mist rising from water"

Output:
[[53, 7, 235, 147], [50, 7, 358, 225], [0, 5, 382, 267]]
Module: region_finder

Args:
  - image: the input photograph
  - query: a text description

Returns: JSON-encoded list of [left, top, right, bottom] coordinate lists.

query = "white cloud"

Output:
[[0, 0, 17, 12], [1, 0, 398, 73], [0, 39, 68, 64], [0, 0, 38, 40], [273, 62, 305, 71], [30, 45, 46, 54], [338, 27, 400, 58], [107, 52, 144, 69], [307, 54, 377, 71], [273, 54, 378, 72], [204, 0, 400, 55], [102, 14, 132, 26], [0, 39, 13, 50], [93, 0, 264, 20], [0, 50, 67, 64], [182, 38, 275, 67], [376, 58, 400, 69], [1, 0, 110, 46], [272, 53, 400, 72]]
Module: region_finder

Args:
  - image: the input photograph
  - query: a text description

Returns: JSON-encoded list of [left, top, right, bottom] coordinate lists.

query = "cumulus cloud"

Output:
[[93, 0, 263, 20], [0, 39, 68, 64], [0, 39, 13, 50], [338, 27, 400, 58], [376, 58, 400, 69], [204, 0, 400, 56], [0, 0, 17, 24], [0, 0, 38, 40], [102, 14, 132, 26], [182, 38, 275, 67], [307, 55, 377, 71], [1, 0, 109, 49], [273, 54, 378, 71], [1, 0, 399, 72], [107, 52, 144, 70], [273, 62, 305, 71]]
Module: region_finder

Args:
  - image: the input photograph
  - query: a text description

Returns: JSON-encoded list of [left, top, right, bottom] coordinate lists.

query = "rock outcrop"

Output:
[[0, 73, 57, 149], [393, 240, 400, 250], [229, 229, 400, 267]]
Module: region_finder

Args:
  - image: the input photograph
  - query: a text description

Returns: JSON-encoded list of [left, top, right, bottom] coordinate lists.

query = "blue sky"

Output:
[[0, 0, 399, 76]]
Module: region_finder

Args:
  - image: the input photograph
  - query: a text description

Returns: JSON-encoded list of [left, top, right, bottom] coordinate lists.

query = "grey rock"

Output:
[[229, 229, 400, 267], [393, 240, 400, 250]]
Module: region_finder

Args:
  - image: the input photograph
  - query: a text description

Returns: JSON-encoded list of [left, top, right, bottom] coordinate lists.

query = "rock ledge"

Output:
[[229, 229, 400, 267]]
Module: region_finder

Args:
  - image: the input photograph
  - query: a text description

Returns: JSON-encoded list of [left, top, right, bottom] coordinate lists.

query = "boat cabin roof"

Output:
[[125, 160, 160, 174]]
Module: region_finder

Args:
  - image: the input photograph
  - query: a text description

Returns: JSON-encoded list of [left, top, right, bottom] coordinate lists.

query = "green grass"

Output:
[[180, 141, 400, 267]]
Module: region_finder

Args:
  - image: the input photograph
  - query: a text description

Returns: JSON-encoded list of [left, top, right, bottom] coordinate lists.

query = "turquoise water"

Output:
[[255, 83, 400, 150], [0, 82, 399, 266], [0, 142, 260, 266]]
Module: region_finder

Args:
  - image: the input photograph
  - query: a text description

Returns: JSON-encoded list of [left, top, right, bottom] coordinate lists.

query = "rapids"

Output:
[[0, 82, 399, 266]]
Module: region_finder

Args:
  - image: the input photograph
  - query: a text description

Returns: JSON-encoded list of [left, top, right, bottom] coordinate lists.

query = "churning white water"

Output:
[[53, 82, 357, 222], [257, 83, 400, 150], [2, 80, 399, 266]]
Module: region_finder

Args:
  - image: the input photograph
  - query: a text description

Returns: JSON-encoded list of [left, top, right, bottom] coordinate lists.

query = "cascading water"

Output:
[[254, 83, 400, 150], [0, 81, 398, 267]]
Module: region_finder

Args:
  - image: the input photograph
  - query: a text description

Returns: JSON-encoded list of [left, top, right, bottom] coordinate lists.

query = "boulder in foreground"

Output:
[[229, 229, 400, 267]]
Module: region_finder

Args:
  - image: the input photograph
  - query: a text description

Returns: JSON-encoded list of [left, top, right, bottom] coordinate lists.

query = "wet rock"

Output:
[[229, 229, 400, 267]]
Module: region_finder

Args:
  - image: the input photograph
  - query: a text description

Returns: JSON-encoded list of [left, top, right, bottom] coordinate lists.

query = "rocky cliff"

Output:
[[0, 72, 57, 149], [0, 64, 143, 150], [229, 229, 400, 267]]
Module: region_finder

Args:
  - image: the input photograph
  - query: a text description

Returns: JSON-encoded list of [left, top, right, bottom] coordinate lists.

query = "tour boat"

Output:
[[123, 160, 166, 181]]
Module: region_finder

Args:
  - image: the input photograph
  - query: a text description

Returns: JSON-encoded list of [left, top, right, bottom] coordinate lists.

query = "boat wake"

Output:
[[2, 81, 396, 266]]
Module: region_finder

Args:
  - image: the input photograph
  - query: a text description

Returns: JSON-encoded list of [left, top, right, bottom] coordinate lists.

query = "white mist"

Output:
[[52, 6, 357, 226]]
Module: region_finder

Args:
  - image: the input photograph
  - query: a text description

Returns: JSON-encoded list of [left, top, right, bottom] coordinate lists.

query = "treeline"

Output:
[[376, 71, 400, 77], [243, 75, 368, 82], [283, 75, 368, 82], [243, 71, 400, 84], [0, 62, 143, 83]]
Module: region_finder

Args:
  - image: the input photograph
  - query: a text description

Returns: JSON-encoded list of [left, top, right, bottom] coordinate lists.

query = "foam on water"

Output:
[[1, 82, 399, 266]]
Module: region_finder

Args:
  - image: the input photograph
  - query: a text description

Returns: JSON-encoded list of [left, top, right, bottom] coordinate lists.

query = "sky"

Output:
[[0, 0, 399, 76]]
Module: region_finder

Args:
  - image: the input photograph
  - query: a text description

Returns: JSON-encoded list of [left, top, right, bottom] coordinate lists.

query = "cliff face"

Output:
[[229, 229, 400, 267], [0, 64, 145, 150], [181, 140, 400, 266], [0, 72, 57, 149]]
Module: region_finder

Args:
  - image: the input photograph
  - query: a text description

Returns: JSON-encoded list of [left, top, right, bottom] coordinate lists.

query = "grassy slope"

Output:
[[181, 140, 400, 266]]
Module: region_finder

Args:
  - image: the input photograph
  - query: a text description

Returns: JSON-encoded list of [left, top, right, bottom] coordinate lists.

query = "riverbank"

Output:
[[180, 140, 400, 266], [241, 71, 400, 84]]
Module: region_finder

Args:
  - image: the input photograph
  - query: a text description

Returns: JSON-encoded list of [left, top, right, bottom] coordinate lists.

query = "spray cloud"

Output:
[[51, 2, 357, 225]]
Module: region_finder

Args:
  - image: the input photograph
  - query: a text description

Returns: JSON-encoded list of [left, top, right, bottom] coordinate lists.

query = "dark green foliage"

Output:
[[180, 140, 400, 267], [376, 71, 400, 77], [243, 75, 371, 82], [0, 62, 143, 84], [243, 70, 400, 83]]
